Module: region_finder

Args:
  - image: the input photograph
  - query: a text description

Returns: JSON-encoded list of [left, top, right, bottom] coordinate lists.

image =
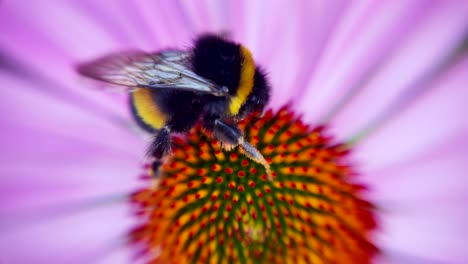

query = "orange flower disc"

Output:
[[131, 106, 377, 264]]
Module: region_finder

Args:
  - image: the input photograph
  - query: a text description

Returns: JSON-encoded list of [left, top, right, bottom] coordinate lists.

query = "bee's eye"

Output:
[[249, 96, 258, 105], [250, 97, 263, 108]]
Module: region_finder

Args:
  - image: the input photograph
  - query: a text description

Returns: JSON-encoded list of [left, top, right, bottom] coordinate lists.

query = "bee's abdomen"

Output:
[[130, 89, 168, 133]]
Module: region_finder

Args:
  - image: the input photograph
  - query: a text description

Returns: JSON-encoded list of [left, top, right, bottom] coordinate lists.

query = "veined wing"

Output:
[[77, 49, 228, 96]]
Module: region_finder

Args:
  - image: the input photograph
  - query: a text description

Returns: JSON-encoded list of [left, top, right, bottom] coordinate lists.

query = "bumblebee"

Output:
[[78, 35, 272, 178]]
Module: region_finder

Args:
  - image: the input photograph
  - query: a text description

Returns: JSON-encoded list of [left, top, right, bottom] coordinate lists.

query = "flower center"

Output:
[[130, 106, 377, 263]]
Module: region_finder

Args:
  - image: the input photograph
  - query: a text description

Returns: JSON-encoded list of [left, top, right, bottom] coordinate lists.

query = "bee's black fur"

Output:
[[152, 89, 204, 132], [192, 35, 242, 95]]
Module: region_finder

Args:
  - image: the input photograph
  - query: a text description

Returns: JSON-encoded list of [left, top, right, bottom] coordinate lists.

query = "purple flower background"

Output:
[[0, 0, 467, 263]]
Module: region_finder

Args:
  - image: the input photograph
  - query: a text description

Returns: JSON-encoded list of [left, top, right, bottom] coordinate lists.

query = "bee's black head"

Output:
[[192, 34, 270, 120], [192, 34, 242, 93]]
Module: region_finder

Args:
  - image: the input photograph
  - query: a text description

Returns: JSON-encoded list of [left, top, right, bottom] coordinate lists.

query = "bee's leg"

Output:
[[147, 127, 171, 177], [213, 119, 273, 180], [150, 160, 163, 178]]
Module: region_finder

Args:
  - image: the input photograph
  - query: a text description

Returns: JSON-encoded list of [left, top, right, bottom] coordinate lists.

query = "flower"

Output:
[[0, 1, 467, 263], [131, 108, 377, 263]]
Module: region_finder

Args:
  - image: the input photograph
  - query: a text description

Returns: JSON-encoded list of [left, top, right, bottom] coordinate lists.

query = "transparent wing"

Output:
[[77, 49, 228, 96]]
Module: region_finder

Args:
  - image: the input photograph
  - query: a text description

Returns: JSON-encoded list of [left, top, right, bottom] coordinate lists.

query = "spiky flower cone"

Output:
[[131, 106, 377, 263]]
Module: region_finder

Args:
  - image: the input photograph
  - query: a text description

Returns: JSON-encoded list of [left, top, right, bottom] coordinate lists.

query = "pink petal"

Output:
[[0, 202, 136, 263], [360, 126, 468, 262], [261, 0, 350, 109], [331, 1, 468, 139], [0, 1, 121, 60], [132, 1, 196, 47], [0, 73, 145, 214], [376, 202, 468, 263], [0, 73, 143, 155], [353, 56, 468, 171], [363, 130, 468, 202], [0, 95, 143, 260], [0, 1, 195, 121], [297, 1, 429, 121]]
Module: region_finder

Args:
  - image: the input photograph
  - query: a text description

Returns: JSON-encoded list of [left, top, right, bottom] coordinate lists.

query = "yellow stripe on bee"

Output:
[[132, 89, 167, 129], [228, 45, 255, 116]]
